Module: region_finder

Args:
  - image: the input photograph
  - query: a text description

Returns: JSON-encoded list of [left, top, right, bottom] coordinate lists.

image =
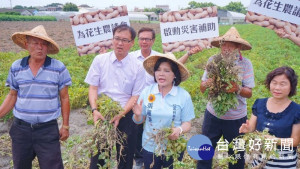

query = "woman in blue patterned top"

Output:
[[239, 66, 300, 169], [132, 53, 195, 169]]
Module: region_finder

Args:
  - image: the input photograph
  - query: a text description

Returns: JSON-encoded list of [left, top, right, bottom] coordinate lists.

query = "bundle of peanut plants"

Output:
[[204, 52, 241, 117], [148, 126, 187, 168], [218, 129, 279, 169], [79, 94, 126, 168]]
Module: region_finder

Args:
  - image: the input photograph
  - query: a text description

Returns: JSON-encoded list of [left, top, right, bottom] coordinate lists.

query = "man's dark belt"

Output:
[[14, 117, 57, 129]]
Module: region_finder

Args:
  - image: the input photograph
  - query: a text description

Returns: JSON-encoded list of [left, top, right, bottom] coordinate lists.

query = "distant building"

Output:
[[37, 4, 63, 11], [46, 6, 63, 11], [218, 9, 246, 25], [35, 11, 80, 21], [134, 7, 144, 12], [128, 13, 148, 21], [78, 4, 91, 8], [78, 4, 99, 13], [156, 5, 169, 11], [129, 12, 158, 21]]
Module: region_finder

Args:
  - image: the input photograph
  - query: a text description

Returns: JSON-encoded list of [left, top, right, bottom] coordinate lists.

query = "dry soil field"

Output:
[[0, 21, 160, 53]]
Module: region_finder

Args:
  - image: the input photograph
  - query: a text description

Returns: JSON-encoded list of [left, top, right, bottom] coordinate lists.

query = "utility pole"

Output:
[[10, 0, 13, 9]]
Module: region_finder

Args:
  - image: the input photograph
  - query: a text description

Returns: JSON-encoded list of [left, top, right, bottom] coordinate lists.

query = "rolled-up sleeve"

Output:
[[132, 64, 145, 96], [181, 92, 195, 122], [58, 66, 72, 91], [5, 67, 19, 90], [242, 59, 255, 88], [84, 56, 102, 86]]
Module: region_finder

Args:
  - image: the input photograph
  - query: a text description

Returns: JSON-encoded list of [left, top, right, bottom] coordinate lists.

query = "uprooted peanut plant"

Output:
[[204, 52, 242, 117]]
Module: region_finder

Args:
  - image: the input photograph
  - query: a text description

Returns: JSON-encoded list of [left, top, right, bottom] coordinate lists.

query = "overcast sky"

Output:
[[1, 0, 252, 11]]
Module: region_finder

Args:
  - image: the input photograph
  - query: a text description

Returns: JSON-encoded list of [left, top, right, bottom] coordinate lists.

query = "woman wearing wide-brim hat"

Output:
[[132, 53, 195, 169], [0, 25, 71, 169], [198, 27, 255, 169]]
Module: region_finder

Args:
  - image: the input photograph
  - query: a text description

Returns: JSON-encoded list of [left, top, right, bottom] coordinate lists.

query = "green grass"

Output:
[[0, 24, 299, 120], [0, 15, 57, 21]]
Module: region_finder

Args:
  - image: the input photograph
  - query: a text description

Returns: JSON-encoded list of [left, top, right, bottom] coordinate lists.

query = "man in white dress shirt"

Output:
[[85, 24, 145, 169]]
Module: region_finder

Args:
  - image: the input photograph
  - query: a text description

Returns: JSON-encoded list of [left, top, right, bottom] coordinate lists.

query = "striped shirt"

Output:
[[202, 55, 255, 120], [5, 56, 72, 124], [130, 49, 161, 87], [252, 150, 298, 169]]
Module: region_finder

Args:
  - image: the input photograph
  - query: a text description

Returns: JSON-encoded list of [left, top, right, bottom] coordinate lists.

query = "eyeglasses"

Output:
[[113, 37, 132, 44], [138, 38, 153, 42]]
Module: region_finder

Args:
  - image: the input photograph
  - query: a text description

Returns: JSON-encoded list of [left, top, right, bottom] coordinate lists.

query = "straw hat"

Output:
[[143, 53, 190, 82], [11, 25, 59, 54], [211, 27, 252, 50]]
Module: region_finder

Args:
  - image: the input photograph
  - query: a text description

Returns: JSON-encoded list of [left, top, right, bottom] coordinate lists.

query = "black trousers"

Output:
[[9, 117, 63, 169], [134, 122, 144, 163], [197, 109, 246, 169], [90, 110, 137, 169]]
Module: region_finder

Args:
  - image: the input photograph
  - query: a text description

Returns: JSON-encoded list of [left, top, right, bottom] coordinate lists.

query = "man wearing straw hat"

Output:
[[198, 27, 255, 169], [0, 25, 72, 169]]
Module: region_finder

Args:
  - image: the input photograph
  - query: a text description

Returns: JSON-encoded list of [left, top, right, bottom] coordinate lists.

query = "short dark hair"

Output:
[[153, 58, 182, 86], [138, 27, 155, 39], [265, 66, 298, 97], [112, 24, 136, 41]]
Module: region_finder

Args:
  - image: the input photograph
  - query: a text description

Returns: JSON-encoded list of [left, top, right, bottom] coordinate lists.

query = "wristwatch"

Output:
[[91, 108, 97, 113]]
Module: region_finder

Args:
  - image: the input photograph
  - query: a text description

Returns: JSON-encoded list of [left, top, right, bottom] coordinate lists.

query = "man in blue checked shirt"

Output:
[[0, 25, 72, 169]]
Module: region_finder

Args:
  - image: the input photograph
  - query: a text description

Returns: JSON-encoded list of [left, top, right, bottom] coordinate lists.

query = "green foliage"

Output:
[[187, 1, 216, 8], [219, 129, 280, 168], [0, 12, 21, 15], [224, 2, 247, 14], [187, 1, 247, 14], [147, 126, 189, 168], [46, 3, 63, 7], [0, 15, 56, 21], [204, 53, 241, 117], [63, 2, 79, 12], [61, 135, 90, 168], [95, 94, 124, 120], [144, 7, 166, 15], [13, 5, 24, 9], [80, 95, 125, 168]]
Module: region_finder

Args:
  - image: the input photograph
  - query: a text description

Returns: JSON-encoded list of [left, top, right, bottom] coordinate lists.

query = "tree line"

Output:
[[12, 1, 247, 14]]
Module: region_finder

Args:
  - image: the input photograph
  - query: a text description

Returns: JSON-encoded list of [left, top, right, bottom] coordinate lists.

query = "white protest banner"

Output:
[[160, 17, 219, 43], [70, 5, 129, 56], [72, 16, 129, 46], [248, 0, 300, 25], [159, 6, 219, 53], [246, 0, 300, 46]]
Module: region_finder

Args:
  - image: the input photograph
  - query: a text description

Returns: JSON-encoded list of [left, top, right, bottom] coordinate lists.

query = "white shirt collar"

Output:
[[152, 83, 178, 96], [136, 49, 156, 61], [110, 51, 129, 64]]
